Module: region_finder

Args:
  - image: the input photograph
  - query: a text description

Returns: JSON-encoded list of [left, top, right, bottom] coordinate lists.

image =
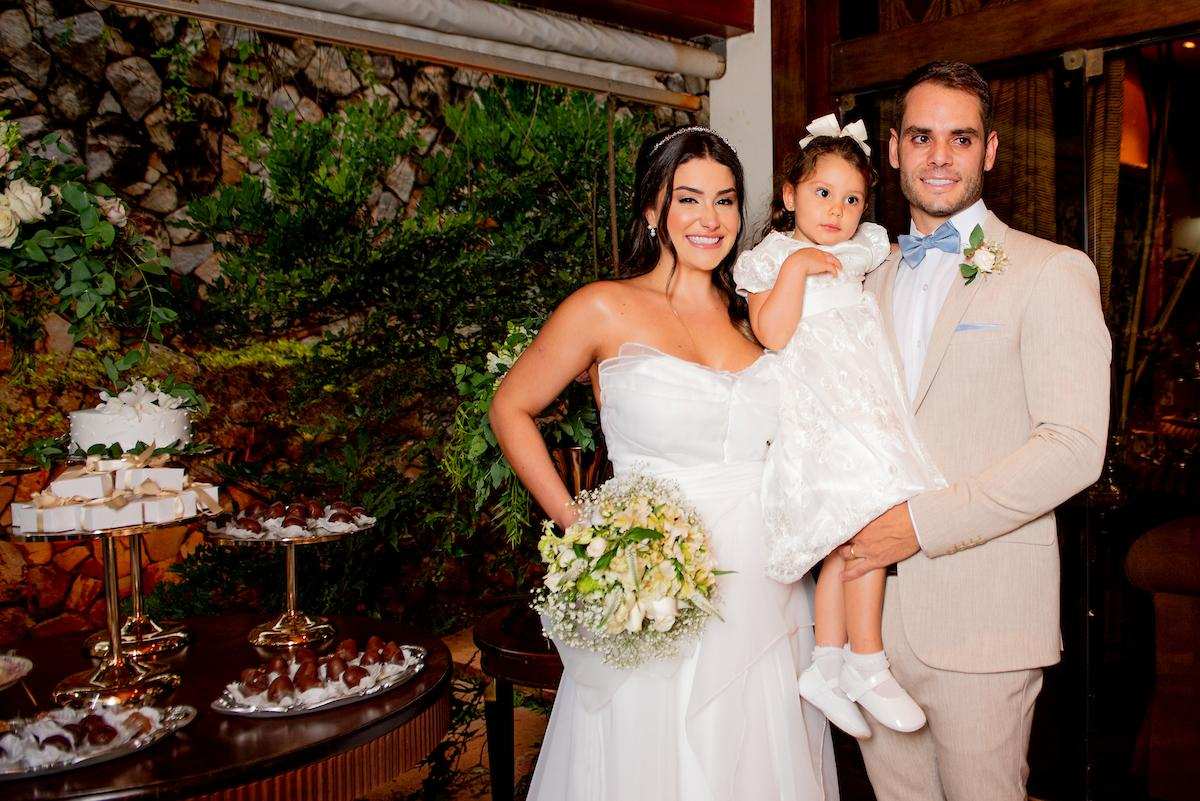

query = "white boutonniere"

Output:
[[959, 224, 1008, 285]]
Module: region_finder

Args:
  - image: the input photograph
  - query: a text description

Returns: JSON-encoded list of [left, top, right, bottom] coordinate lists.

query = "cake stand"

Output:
[[86, 517, 211, 660], [206, 523, 375, 652], [3, 521, 188, 707]]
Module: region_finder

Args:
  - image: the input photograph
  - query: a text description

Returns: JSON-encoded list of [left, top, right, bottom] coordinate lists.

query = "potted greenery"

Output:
[[443, 318, 604, 546]]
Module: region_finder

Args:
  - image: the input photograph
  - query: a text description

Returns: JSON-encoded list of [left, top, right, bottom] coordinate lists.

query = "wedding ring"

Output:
[[849, 543, 857, 559]]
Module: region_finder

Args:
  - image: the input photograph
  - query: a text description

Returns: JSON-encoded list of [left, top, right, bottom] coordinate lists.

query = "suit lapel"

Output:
[[911, 211, 1008, 412]]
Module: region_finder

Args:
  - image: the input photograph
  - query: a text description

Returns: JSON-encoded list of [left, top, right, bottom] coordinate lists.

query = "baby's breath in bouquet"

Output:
[[533, 473, 725, 669]]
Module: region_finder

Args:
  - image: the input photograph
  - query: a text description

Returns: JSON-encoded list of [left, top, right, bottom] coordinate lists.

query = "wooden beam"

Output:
[[516, 1, 754, 40], [771, 0, 807, 173], [770, 0, 840, 173], [831, 0, 1200, 94], [804, 0, 840, 120]]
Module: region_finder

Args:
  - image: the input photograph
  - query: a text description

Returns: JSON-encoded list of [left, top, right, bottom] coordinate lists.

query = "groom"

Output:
[[842, 61, 1111, 800]]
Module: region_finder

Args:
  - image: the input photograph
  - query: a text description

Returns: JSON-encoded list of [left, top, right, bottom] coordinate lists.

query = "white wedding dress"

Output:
[[733, 225, 946, 582], [527, 343, 838, 801]]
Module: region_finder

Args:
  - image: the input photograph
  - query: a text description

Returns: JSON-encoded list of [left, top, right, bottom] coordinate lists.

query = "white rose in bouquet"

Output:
[[0, 199, 18, 249], [624, 600, 645, 633], [5, 178, 51, 223]]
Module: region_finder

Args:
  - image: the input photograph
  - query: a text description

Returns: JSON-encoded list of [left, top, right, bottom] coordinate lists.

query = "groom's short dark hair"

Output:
[[895, 61, 993, 133]]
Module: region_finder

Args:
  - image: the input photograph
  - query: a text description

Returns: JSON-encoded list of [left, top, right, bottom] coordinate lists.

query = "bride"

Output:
[[489, 126, 838, 801]]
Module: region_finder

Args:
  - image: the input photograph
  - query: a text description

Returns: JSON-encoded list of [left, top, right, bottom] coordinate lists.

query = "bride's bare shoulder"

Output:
[[554, 279, 644, 326]]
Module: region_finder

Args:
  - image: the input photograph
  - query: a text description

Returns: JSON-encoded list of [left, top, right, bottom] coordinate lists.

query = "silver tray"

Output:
[[210, 646, 426, 718], [0, 704, 196, 781]]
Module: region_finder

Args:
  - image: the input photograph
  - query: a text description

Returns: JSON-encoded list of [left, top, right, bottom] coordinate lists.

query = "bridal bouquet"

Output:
[[533, 473, 723, 668]]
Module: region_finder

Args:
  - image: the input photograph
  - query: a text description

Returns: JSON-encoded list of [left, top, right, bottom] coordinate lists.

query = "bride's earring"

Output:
[[648, 226, 657, 239]]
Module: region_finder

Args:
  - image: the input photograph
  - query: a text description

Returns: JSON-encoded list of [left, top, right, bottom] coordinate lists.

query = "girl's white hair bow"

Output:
[[798, 114, 871, 156]]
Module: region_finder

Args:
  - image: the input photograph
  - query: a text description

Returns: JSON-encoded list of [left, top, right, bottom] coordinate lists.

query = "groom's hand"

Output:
[[840, 503, 920, 581]]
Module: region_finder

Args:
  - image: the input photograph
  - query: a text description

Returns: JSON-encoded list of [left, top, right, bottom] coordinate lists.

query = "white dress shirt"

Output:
[[892, 199, 988, 401]]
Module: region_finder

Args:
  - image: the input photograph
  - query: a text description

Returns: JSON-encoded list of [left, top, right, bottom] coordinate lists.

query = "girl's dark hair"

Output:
[[763, 134, 877, 239], [621, 126, 749, 335]]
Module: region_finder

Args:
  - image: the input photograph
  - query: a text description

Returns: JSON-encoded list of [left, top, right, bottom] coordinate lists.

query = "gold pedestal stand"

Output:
[[249, 541, 337, 650], [54, 531, 181, 707], [207, 523, 373, 653], [86, 531, 191, 659], [3, 513, 215, 707]]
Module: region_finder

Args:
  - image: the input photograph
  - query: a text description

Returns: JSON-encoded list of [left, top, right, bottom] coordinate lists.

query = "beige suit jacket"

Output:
[[864, 211, 1111, 674]]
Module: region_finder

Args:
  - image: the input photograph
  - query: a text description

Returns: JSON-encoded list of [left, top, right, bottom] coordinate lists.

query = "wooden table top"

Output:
[[1, 614, 452, 800], [473, 602, 562, 690]]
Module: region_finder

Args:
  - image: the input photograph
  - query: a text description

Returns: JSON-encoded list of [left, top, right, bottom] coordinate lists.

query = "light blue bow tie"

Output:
[[898, 222, 961, 268]]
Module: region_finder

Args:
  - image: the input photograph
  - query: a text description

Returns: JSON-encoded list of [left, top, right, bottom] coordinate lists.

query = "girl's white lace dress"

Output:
[[733, 224, 945, 582]]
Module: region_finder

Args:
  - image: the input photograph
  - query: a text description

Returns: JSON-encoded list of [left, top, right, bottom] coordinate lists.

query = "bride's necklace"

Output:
[[663, 277, 702, 359]]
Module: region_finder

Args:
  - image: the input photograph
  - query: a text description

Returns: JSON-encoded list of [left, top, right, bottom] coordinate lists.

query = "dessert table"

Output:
[[473, 602, 563, 801], [2, 614, 452, 800]]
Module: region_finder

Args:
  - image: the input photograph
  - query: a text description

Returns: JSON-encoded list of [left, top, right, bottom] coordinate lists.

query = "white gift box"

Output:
[[79, 501, 143, 531], [49, 472, 114, 501], [93, 457, 134, 472], [188, 483, 221, 513], [11, 502, 82, 533], [114, 467, 185, 493], [140, 491, 198, 523]]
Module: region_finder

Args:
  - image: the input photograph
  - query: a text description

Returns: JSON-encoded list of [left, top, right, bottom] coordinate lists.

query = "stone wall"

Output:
[[0, 0, 703, 646]]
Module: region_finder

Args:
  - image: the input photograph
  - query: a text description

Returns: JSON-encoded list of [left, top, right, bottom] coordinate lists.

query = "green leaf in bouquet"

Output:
[[80, 205, 99, 231], [85, 443, 109, 456], [97, 221, 116, 247], [572, 543, 587, 559], [102, 356, 120, 384], [625, 527, 663, 543], [575, 574, 602, 594], [51, 244, 77, 262], [595, 549, 617, 571]]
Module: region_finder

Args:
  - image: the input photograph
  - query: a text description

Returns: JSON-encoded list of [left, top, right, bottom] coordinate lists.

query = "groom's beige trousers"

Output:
[[857, 578, 1044, 801]]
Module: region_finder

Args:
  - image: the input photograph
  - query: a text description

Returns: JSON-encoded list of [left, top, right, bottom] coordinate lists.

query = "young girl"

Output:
[[734, 115, 945, 738]]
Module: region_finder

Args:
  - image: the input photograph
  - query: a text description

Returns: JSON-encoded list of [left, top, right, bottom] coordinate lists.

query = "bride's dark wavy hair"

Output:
[[620, 126, 751, 337]]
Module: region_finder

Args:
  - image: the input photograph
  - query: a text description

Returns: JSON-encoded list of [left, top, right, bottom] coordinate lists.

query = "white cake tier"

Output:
[[69, 406, 192, 453]]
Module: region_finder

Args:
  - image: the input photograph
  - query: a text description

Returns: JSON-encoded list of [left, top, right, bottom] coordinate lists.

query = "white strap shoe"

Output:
[[839, 661, 926, 733], [798, 662, 871, 739]]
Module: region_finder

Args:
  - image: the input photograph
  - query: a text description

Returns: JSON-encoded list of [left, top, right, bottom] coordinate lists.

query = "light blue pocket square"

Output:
[[954, 322, 1001, 333]]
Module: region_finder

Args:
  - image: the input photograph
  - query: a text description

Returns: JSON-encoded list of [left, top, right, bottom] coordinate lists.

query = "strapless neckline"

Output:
[[598, 342, 769, 377]]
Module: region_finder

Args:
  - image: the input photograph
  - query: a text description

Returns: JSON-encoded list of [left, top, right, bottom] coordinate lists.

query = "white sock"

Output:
[[811, 645, 844, 682], [844, 646, 906, 699]]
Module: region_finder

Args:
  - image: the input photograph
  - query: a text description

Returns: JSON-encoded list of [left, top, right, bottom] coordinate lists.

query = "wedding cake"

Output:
[[69, 381, 193, 452], [13, 380, 220, 533]]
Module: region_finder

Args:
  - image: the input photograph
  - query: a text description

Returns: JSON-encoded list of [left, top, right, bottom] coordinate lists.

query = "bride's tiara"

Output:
[[650, 126, 737, 156]]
